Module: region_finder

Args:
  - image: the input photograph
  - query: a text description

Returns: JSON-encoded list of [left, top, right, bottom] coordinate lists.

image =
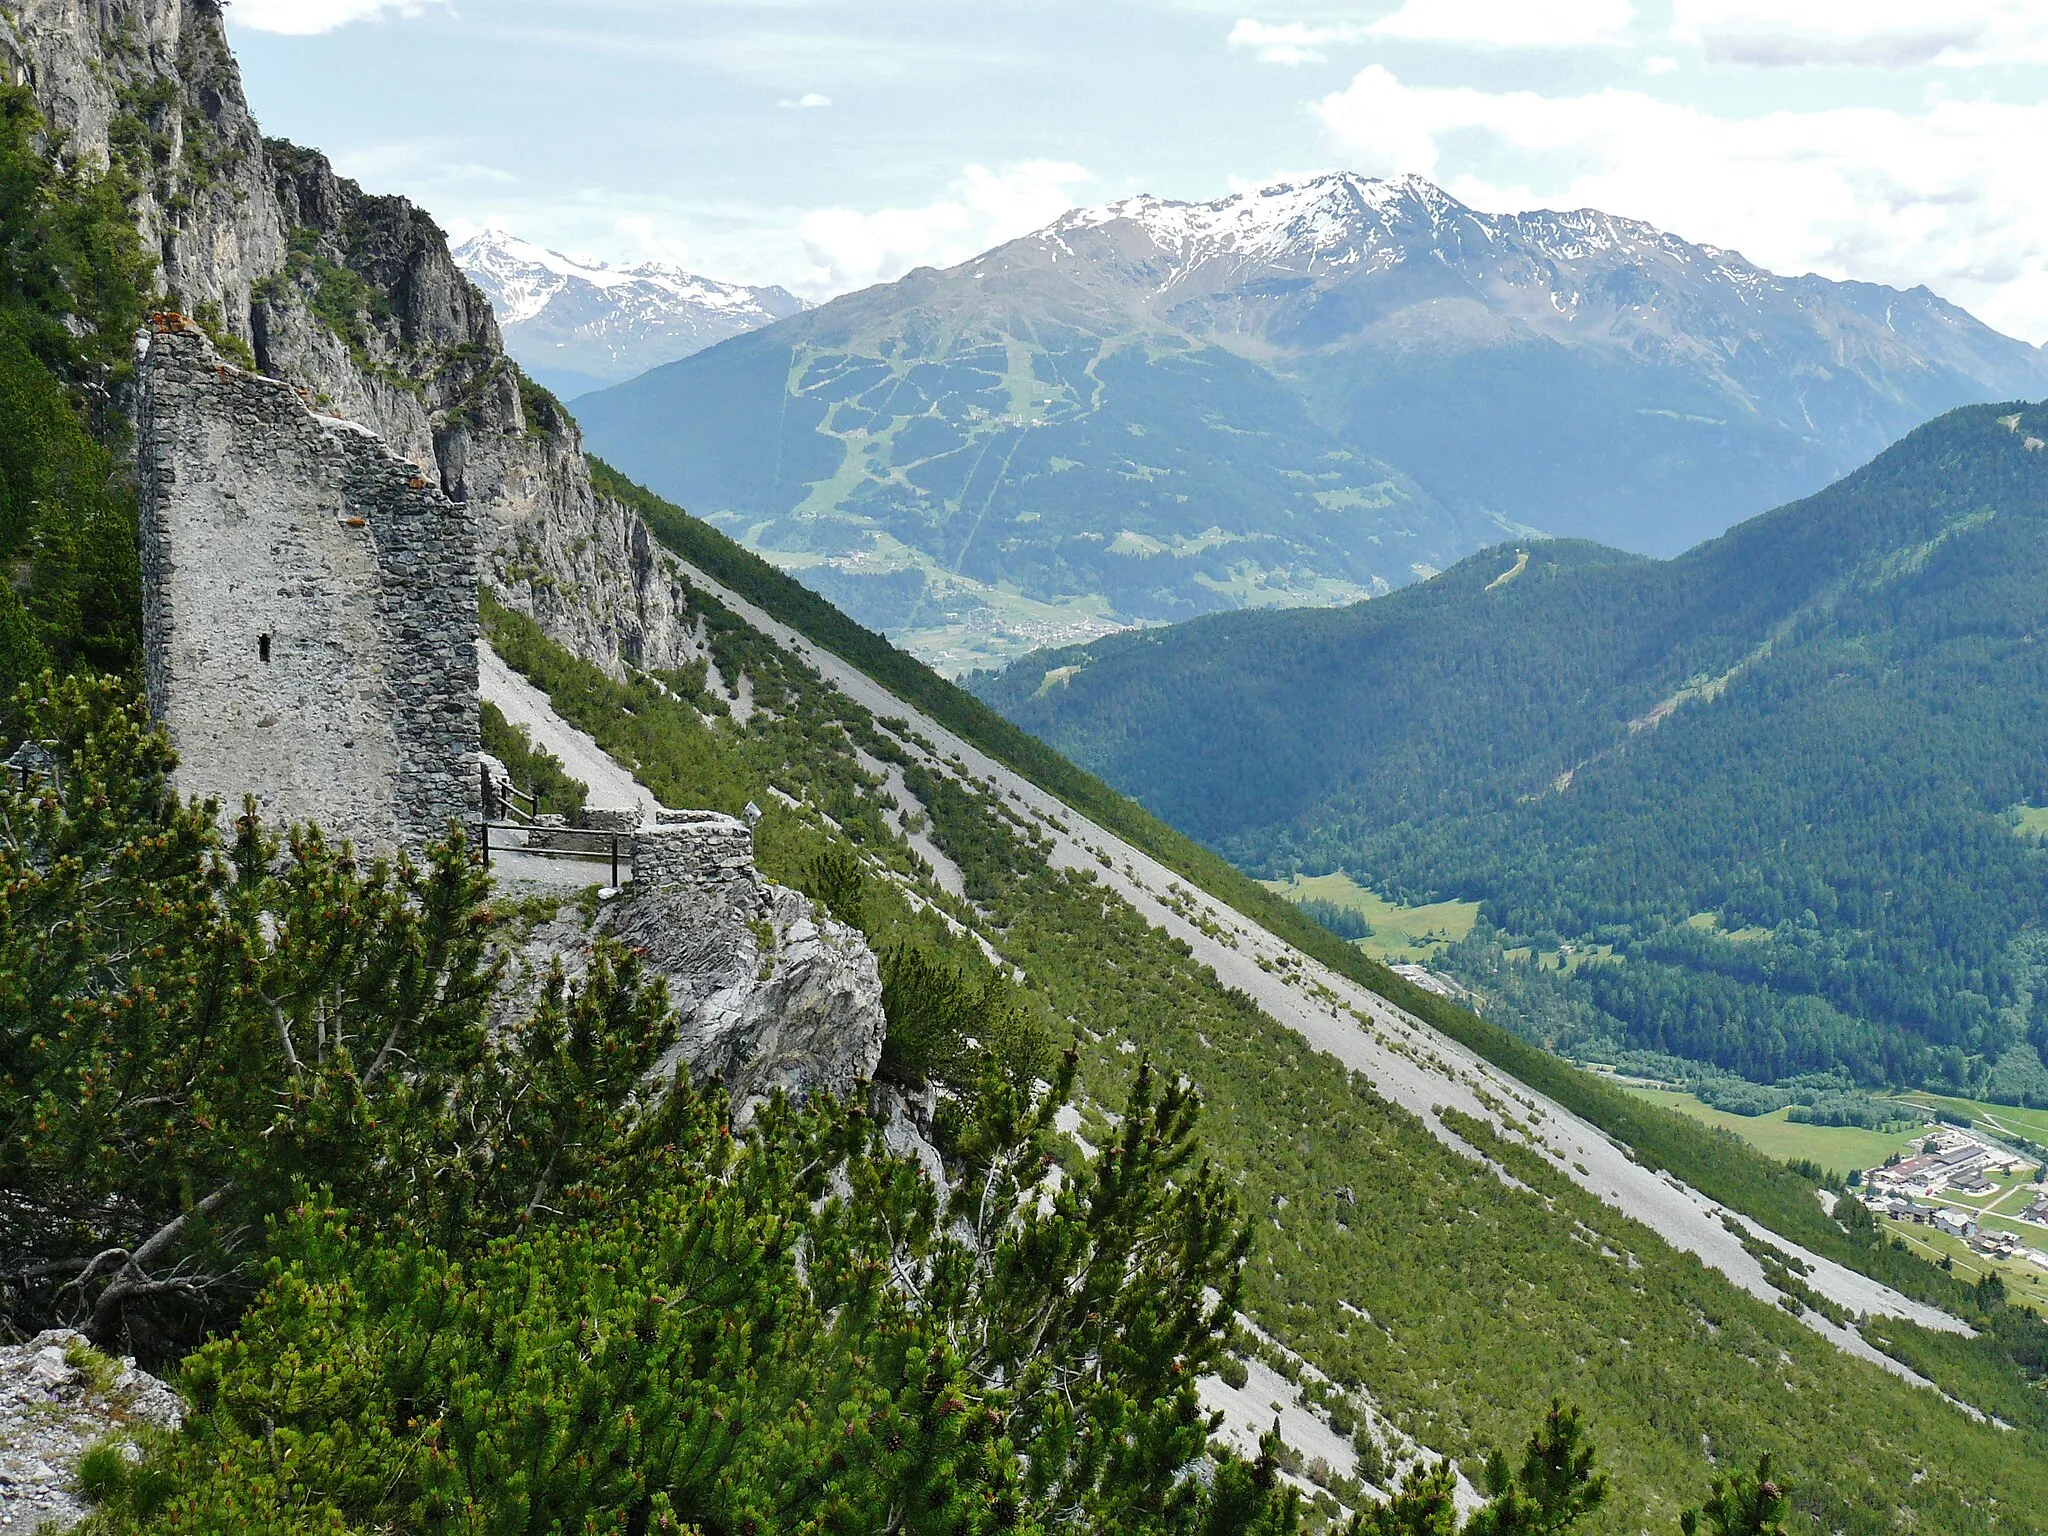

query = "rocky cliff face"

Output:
[[0, 0, 697, 680], [611, 812, 888, 1117]]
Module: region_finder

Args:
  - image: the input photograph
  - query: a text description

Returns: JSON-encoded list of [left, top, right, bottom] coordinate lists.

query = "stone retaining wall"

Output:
[[632, 810, 756, 895]]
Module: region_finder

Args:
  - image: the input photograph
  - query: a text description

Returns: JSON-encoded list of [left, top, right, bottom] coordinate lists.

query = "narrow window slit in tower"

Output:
[[259, 633, 271, 664]]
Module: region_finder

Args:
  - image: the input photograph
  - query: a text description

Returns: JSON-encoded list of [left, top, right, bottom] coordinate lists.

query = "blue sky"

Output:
[[228, 1, 2048, 340]]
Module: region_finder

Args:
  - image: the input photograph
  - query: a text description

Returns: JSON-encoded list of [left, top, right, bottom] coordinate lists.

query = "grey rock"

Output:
[[610, 817, 886, 1118], [873, 1081, 947, 1191], [0, 1331, 181, 1533]]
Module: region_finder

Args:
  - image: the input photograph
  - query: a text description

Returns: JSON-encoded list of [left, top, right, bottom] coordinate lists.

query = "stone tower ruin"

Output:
[[136, 317, 480, 854]]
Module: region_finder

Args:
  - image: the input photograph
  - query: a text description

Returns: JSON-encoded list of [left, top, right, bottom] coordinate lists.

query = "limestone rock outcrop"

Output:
[[3, 0, 705, 683], [0, 1331, 181, 1533], [608, 812, 887, 1116]]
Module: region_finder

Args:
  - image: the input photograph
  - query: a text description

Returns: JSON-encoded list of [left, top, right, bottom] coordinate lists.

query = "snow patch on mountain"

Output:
[[1061, 173, 1440, 259], [1042, 171, 1792, 304], [454, 229, 807, 394]]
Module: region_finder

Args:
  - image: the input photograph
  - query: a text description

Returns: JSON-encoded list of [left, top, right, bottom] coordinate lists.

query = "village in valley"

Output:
[[1859, 1121, 2048, 1294]]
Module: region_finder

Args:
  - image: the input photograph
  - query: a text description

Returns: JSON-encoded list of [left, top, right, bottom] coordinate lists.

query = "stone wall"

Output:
[[631, 810, 758, 896], [137, 319, 479, 853]]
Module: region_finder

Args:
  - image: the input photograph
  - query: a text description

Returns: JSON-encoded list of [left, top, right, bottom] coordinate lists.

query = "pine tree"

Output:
[[1681, 1455, 1791, 1536]]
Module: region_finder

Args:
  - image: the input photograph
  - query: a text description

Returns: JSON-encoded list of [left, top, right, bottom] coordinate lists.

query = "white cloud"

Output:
[[778, 92, 833, 109], [1370, 0, 1635, 49], [327, 139, 515, 190], [1670, 0, 2048, 67], [227, 0, 446, 36], [1314, 64, 2048, 340], [1231, 2, 1634, 60], [1227, 20, 1371, 65], [613, 216, 697, 268], [794, 161, 1092, 295]]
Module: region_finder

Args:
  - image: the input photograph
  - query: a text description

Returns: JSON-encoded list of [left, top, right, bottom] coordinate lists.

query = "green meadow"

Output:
[[1264, 870, 1480, 963], [1617, 1086, 1930, 1174]]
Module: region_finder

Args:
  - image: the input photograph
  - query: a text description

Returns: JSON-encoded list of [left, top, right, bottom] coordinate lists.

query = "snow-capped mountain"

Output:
[[454, 229, 806, 398], [1048, 169, 1764, 295], [1033, 172, 2037, 392], [575, 171, 2048, 671]]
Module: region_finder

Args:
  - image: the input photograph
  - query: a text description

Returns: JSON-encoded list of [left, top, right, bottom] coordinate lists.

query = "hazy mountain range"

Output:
[[453, 228, 806, 398], [573, 172, 2048, 672]]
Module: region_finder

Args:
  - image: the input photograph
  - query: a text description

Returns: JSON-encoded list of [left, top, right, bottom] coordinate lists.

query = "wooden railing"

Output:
[[481, 763, 539, 824], [477, 820, 628, 888]]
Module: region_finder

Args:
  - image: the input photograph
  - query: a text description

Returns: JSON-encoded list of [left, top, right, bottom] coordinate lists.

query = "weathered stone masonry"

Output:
[[137, 319, 480, 854]]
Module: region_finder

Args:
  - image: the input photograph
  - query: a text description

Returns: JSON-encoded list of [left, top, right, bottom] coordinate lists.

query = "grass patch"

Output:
[[62, 1337, 119, 1395], [1879, 1218, 2048, 1318], [1619, 1086, 1930, 1174], [1891, 1090, 2048, 1149], [2011, 804, 2048, 841], [1683, 912, 1771, 943], [1263, 872, 1479, 962]]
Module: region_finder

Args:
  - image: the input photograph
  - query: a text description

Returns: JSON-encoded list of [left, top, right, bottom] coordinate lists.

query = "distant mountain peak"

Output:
[[576, 169, 2048, 672], [1051, 171, 1465, 274], [1035, 171, 1789, 299], [453, 229, 806, 396]]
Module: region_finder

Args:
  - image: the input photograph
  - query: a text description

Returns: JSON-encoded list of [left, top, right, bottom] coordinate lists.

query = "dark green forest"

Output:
[[977, 407, 2048, 1095], [0, 82, 153, 702]]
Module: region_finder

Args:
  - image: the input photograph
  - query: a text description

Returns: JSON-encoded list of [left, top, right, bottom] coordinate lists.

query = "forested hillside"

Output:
[[0, 82, 150, 702], [978, 404, 2048, 1094]]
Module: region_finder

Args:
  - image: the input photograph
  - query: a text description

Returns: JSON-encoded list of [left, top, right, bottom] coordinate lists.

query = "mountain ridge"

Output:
[[976, 399, 2048, 1091], [577, 170, 2048, 671], [454, 226, 806, 397]]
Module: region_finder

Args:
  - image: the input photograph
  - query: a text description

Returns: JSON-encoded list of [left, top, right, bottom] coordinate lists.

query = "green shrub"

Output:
[[479, 698, 588, 819], [0, 82, 156, 389], [73, 1439, 131, 1505], [802, 842, 868, 932], [73, 1062, 1386, 1536], [1, 674, 664, 1354]]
